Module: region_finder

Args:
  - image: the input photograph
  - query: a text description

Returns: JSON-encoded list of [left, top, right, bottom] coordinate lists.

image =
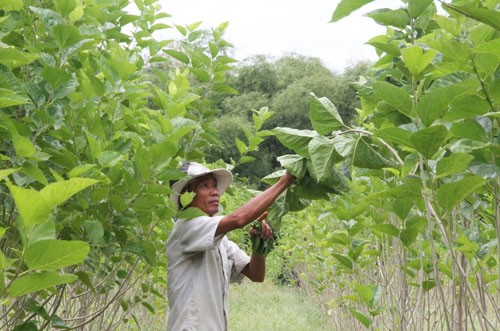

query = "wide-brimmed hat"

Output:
[[170, 162, 233, 209]]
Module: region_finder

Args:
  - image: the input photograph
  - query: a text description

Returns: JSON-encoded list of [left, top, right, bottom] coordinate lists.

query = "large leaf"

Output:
[[355, 284, 382, 308], [25, 240, 90, 270], [8, 271, 78, 298], [332, 253, 353, 269], [417, 83, 476, 126], [444, 94, 490, 121], [273, 127, 318, 158], [330, 0, 374, 22], [366, 8, 410, 29], [401, 45, 437, 76], [376, 177, 423, 200], [408, 0, 434, 18], [7, 178, 98, 227], [444, 4, 500, 30], [0, 48, 41, 69], [54, 0, 77, 17], [309, 93, 344, 134], [410, 125, 448, 159], [306, 159, 349, 193], [436, 153, 474, 179], [437, 176, 486, 211], [400, 216, 426, 247], [373, 82, 413, 117], [0, 88, 31, 108], [12, 134, 36, 158], [348, 308, 372, 328], [276, 154, 307, 179], [374, 127, 414, 149], [352, 136, 391, 169], [53, 24, 82, 48], [308, 136, 343, 182], [40, 178, 99, 211]]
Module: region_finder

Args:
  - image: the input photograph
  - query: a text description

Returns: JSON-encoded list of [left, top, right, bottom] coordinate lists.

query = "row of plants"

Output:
[[0, 0, 252, 329], [260, 0, 499, 329]]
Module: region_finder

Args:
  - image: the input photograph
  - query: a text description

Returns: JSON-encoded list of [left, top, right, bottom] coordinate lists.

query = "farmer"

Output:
[[166, 162, 294, 330]]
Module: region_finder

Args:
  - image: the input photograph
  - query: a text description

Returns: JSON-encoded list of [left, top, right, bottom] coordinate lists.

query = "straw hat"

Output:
[[170, 162, 232, 209]]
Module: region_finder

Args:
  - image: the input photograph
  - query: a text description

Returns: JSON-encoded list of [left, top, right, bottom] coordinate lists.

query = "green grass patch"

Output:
[[228, 280, 332, 331]]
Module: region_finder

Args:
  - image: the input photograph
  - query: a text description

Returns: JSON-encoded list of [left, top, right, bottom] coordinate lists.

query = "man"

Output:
[[166, 162, 294, 330]]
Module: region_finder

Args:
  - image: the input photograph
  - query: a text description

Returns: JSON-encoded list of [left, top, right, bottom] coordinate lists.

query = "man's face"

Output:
[[188, 174, 220, 216]]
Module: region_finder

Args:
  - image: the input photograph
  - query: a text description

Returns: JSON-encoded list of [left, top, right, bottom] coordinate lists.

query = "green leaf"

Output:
[[276, 154, 306, 179], [176, 207, 207, 220], [235, 137, 247, 155], [353, 136, 391, 169], [7, 178, 98, 227], [164, 50, 190, 64], [330, 0, 374, 22], [444, 4, 500, 31], [21, 162, 48, 185], [371, 224, 400, 236], [437, 176, 485, 211], [400, 216, 426, 247], [40, 178, 99, 211], [410, 125, 448, 159], [308, 136, 343, 182], [12, 134, 36, 158], [355, 284, 382, 308], [374, 127, 414, 148], [7, 184, 51, 226], [0, 0, 23, 10], [383, 177, 423, 200], [25, 240, 90, 270], [332, 253, 353, 269], [41, 67, 73, 89], [0, 88, 30, 108], [212, 83, 238, 95], [309, 93, 344, 134], [373, 82, 413, 116], [367, 36, 401, 56], [8, 271, 78, 298], [451, 119, 488, 143], [408, 0, 434, 18], [83, 220, 104, 245], [0, 48, 40, 69], [53, 25, 82, 48], [68, 164, 96, 178], [366, 8, 410, 29], [436, 153, 474, 179], [0, 169, 19, 181], [348, 308, 372, 328], [273, 127, 318, 158], [417, 82, 476, 126], [401, 45, 437, 76], [54, 0, 77, 17], [444, 94, 490, 121]]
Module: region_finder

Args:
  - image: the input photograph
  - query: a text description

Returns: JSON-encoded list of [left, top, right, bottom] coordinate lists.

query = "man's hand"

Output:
[[250, 212, 275, 256], [249, 212, 273, 239]]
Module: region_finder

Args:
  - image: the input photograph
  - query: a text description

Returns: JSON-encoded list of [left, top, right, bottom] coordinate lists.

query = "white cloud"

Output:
[[157, 0, 403, 71]]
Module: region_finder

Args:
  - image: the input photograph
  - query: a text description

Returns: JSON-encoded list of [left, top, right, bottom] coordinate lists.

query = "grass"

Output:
[[228, 280, 333, 331]]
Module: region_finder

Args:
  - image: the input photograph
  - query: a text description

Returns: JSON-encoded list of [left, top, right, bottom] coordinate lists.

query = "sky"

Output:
[[158, 0, 403, 72]]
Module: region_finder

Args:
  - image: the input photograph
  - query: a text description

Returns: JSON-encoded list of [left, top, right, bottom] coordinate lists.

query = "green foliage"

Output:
[[0, 0, 238, 329], [270, 0, 500, 329]]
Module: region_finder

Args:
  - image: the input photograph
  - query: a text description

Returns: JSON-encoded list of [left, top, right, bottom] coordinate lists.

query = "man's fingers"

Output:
[[260, 220, 273, 240], [255, 211, 268, 223]]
